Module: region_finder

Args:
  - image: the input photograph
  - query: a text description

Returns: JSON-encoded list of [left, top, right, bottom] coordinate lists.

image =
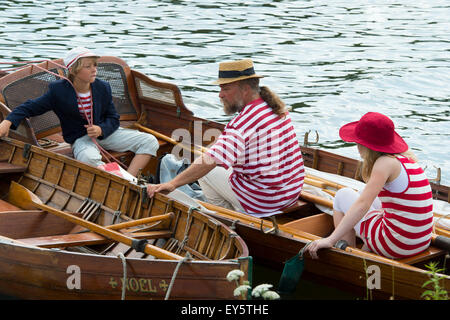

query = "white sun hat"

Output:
[[64, 47, 100, 69]]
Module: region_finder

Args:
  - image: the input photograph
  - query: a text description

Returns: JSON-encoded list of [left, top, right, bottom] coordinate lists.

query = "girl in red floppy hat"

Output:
[[305, 112, 434, 259]]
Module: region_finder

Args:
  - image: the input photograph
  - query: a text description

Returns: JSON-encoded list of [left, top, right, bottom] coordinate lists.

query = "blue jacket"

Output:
[[6, 79, 120, 144]]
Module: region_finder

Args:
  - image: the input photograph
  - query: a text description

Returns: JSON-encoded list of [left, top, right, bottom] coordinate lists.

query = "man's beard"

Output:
[[222, 98, 245, 115]]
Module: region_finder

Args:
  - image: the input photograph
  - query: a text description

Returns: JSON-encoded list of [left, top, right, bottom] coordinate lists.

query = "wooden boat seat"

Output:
[[282, 213, 333, 237], [18, 229, 172, 248], [284, 212, 446, 265], [0, 199, 22, 211], [269, 199, 319, 225], [0, 161, 26, 174], [18, 232, 108, 248], [397, 246, 447, 265]]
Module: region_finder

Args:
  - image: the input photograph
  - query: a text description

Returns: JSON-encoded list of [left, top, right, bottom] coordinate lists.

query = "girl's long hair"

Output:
[[359, 145, 418, 182]]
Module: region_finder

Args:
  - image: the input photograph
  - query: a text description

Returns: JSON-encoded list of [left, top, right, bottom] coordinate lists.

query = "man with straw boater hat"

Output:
[[147, 59, 305, 216]]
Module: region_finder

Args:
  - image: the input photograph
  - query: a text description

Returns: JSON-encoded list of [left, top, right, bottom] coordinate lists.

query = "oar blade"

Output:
[[7, 181, 43, 210], [278, 252, 306, 294]]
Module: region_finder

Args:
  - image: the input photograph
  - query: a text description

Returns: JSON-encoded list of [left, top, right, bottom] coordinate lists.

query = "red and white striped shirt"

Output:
[[207, 98, 305, 216], [77, 91, 92, 122], [361, 155, 434, 259]]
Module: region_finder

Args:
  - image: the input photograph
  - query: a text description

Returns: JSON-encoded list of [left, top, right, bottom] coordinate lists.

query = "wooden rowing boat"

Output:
[[0, 56, 448, 300], [0, 137, 250, 299]]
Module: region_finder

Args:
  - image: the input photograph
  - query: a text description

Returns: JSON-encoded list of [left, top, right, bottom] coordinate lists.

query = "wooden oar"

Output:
[[198, 200, 273, 229], [134, 123, 206, 156], [107, 212, 174, 230], [0, 234, 29, 246], [7, 181, 182, 260], [305, 175, 348, 190], [304, 178, 337, 196], [300, 191, 333, 208]]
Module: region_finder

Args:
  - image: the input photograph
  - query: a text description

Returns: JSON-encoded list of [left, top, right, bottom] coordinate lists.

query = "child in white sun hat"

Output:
[[0, 47, 159, 176]]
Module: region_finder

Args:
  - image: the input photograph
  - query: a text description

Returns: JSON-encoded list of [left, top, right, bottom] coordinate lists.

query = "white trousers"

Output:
[[333, 187, 382, 238], [198, 166, 245, 212], [72, 127, 159, 167]]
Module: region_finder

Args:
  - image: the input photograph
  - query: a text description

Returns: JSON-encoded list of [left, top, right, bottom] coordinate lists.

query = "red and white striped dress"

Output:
[[206, 98, 305, 216], [360, 155, 434, 259]]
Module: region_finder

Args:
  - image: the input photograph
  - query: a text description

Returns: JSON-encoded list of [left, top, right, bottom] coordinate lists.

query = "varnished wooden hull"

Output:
[[0, 138, 251, 300], [0, 238, 248, 300]]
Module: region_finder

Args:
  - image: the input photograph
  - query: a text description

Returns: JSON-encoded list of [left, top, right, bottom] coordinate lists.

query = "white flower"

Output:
[[227, 269, 244, 282], [251, 284, 273, 298], [233, 285, 251, 297], [262, 290, 280, 300]]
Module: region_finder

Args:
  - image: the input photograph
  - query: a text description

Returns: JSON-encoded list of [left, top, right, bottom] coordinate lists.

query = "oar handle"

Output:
[[432, 234, 450, 252]]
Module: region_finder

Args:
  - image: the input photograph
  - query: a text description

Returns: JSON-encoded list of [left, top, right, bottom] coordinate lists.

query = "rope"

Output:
[[299, 241, 313, 259], [362, 258, 372, 300], [164, 252, 192, 300], [117, 252, 127, 300], [164, 207, 197, 299], [230, 219, 239, 231], [176, 206, 196, 254]]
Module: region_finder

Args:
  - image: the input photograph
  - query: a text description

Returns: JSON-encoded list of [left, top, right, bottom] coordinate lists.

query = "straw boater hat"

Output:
[[63, 47, 100, 69], [339, 112, 408, 154], [212, 59, 264, 85]]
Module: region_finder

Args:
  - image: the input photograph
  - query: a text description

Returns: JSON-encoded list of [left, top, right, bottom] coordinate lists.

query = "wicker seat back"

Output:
[[1, 67, 62, 138]]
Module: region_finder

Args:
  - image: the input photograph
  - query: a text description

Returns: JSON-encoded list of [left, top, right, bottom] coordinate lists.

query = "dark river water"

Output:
[[0, 0, 448, 300]]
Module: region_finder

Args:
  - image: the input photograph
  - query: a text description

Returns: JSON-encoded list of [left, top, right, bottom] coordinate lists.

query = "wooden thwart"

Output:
[[18, 230, 172, 248], [0, 162, 27, 174], [0, 199, 22, 212]]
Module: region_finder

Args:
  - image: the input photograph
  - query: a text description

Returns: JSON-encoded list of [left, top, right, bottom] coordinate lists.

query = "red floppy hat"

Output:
[[339, 112, 408, 153]]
